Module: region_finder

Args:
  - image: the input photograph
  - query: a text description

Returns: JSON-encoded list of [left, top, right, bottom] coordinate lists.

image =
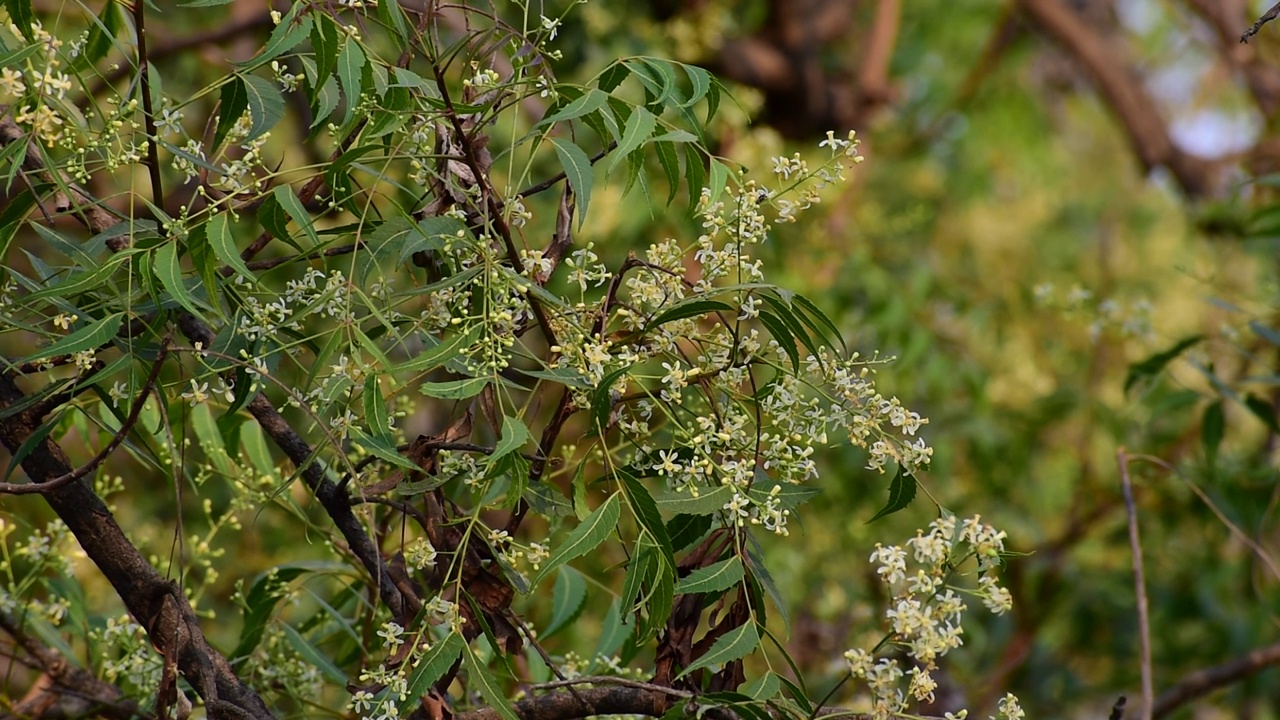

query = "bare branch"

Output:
[[1241, 1, 1280, 43], [1116, 448, 1153, 720], [1152, 643, 1280, 719]]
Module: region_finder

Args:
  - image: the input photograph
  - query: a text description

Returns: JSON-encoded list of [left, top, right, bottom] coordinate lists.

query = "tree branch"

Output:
[[1152, 642, 1280, 719], [1016, 0, 1223, 197], [0, 374, 276, 720]]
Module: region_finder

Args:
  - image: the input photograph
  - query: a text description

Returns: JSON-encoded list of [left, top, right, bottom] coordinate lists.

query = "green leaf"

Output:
[[393, 328, 478, 373], [207, 212, 254, 282], [619, 472, 675, 570], [544, 566, 588, 638], [676, 557, 744, 596], [1243, 393, 1280, 434], [791, 292, 846, 351], [310, 17, 339, 105], [492, 415, 531, 462], [155, 241, 208, 320], [419, 377, 488, 400], [740, 672, 781, 701], [1202, 399, 1224, 470], [594, 598, 632, 660], [654, 485, 732, 515], [347, 428, 421, 472], [654, 137, 681, 205], [462, 644, 520, 720], [745, 532, 789, 633], [5, 0, 34, 42], [273, 184, 320, 248], [707, 158, 730, 206], [645, 299, 733, 331], [336, 38, 366, 125], [539, 88, 609, 127], [398, 632, 464, 715], [678, 622, 759, 679], [550, 137, 593, 229], [236, 6, 311, 70], [214, 76, 249, 151], [683, 143, 705, 208], [232, 566, 312, 661], [607, 106, 657, 174], [667, 513, 712, 551], [363, 375, 391, 440], [532, 493, 621, 586], [281, 624, 346, 684], [1124, 335, 1203, 394], [242, 74, 286, 143], [589, 364, 631, 435], [758, 311, 800, 372], [867, 468, 917, 523], [24, 313, 124, 364]]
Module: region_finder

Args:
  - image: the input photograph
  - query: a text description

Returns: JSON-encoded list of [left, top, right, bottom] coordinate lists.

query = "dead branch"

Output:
[[1152, 642, 1280, 719]]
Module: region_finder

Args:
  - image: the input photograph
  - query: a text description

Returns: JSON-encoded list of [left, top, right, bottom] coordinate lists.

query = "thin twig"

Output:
[[131, 0, 165, 207], [1116, 448, 1153, 720], [531, 676, 692, 698], [1109, 697, 1127, 720], [1241, 1, 1280, 43], [0, 341, 171, 495]]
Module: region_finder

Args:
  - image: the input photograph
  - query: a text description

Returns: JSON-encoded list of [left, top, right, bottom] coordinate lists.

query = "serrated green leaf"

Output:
[[419, 377, 488, 400], [532, 493, 621, 586], [6, 0, 35, 42], [655, 485, 732, 515], [207, 212, 254, 282], [363, 375, 390, 441], [192, 403, 233, 476], [596, 61, 629, 93], [683, 63, 712, 106], [242, 74, 286, 143], [654, 138, 681, 205], [590, 364, 630, 435], [336, 38, 366, 125], [607, 106, 657, 174], [273, 184, 320, 247], [594, 598, 632, 660], [707, 158, 730, 206], [310, 17, 339, 105], [619, 472, 675, 569], [236, 7, 310, 70], [550, 137, 593, 229], [281, 624, 346, 684], [462, 643, 520, 720], [214, 76, 249, 151], [645, 299, 733, 331], [492, 415, 531, 462], [539, 88, 608, 127], [867, 468, 917, 523], [678, 622, 759, 679], [676, 557, 744, 596], [745, 533, 789, 633], [544, 566, 588, 638], [684, 143, 705, 208], [398, 632, 463, 715], [347, 428, 422, 472], [393, 328, 478, 374], [155, 241, 208, 320], [758, 311, 800, 372], [667, 513, 712, 551], [791, 292, 846, 351], [740, 671, 781, 701], [23, 312, 123, 363]]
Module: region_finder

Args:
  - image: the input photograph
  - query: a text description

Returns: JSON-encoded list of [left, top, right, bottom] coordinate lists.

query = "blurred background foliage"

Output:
[[3, 0, 1279, 718]]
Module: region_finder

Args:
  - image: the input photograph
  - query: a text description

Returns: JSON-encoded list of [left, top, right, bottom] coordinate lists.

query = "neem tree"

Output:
[[0, 2, 1019, 719]]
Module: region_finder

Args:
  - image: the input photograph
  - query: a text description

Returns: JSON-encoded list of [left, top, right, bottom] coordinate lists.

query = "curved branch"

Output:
[[1152, 642, 1280, 719], [1016, 0, 1223, 197]]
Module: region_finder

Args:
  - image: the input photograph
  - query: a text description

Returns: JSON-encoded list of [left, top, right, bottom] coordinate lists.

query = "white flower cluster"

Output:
[[845, 516, 1019, 720]]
